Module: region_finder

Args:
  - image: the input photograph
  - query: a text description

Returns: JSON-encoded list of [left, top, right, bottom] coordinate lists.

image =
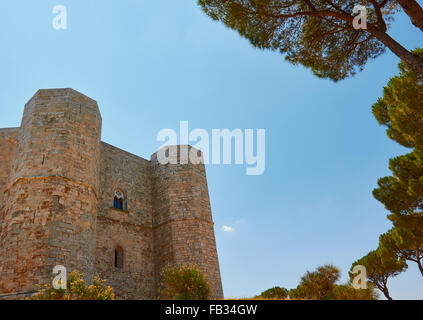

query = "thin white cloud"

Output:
[[221, 225, 235, 232]]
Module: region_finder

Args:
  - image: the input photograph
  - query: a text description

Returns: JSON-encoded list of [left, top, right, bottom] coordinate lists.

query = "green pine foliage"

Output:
[[350, 250, 406, 300], [198, 0, 423, 81]]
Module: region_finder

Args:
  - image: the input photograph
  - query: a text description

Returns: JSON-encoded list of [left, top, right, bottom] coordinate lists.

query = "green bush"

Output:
[[326, 284, 378, 300], [288, 265, 379, 300], [290, 265, 340, 300], [159, 264, 212, 300], [260, 287, 289, 300]]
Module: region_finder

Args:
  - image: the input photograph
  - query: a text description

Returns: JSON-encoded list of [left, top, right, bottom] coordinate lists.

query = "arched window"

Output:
[[113, 190, 125, 210], [114, 246, 124, 269]]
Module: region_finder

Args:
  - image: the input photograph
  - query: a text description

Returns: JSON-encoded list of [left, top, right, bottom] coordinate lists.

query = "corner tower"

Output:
[[0, 89, 101, 294], [151, 145, 224, 299]]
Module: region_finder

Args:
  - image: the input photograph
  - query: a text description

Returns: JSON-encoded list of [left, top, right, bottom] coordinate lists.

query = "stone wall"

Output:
[[0, 128, 19, 195], [95, 142, 155, 299], [0, 177, 98, 293], [0, 128, 19, 237]]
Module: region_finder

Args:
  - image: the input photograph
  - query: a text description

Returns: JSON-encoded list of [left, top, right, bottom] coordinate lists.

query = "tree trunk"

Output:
[[383, 288, 393, 300], [417, 260, 423, 277], [398, 0, 423, 32], [368, 26, 423, 75]]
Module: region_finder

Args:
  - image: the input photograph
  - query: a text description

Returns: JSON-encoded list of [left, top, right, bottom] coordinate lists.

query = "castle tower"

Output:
[[151, 145, 224, 299], [0, 89, 101, 294]]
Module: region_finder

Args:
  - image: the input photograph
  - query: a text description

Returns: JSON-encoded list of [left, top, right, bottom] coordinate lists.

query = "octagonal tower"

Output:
[[0, 89, 101, 294]]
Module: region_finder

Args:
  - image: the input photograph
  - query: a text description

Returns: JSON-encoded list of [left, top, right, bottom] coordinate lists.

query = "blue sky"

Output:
[[0, 1, 422, 299]]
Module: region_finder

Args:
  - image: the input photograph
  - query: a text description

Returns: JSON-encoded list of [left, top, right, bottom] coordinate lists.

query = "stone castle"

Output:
[[0, 89, 223, 299]]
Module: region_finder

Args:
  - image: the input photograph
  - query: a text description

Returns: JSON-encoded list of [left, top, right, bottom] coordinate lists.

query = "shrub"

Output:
[[260, 287, 289, 300], [326, 284, 379, 300], [30, 270, 115, 300], [288, 286, 306, 300], [159, 264, 212, 300], [288, 265, 379, 300], [291, 265, 340, 300]]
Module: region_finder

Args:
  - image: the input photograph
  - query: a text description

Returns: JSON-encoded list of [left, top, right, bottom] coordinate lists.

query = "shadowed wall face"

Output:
[[0, 89, 102, 293]]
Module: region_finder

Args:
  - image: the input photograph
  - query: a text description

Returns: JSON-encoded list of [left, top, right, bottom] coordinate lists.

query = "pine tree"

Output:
[[199, 0, 423, 81], [350, 249, 406, 300]]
